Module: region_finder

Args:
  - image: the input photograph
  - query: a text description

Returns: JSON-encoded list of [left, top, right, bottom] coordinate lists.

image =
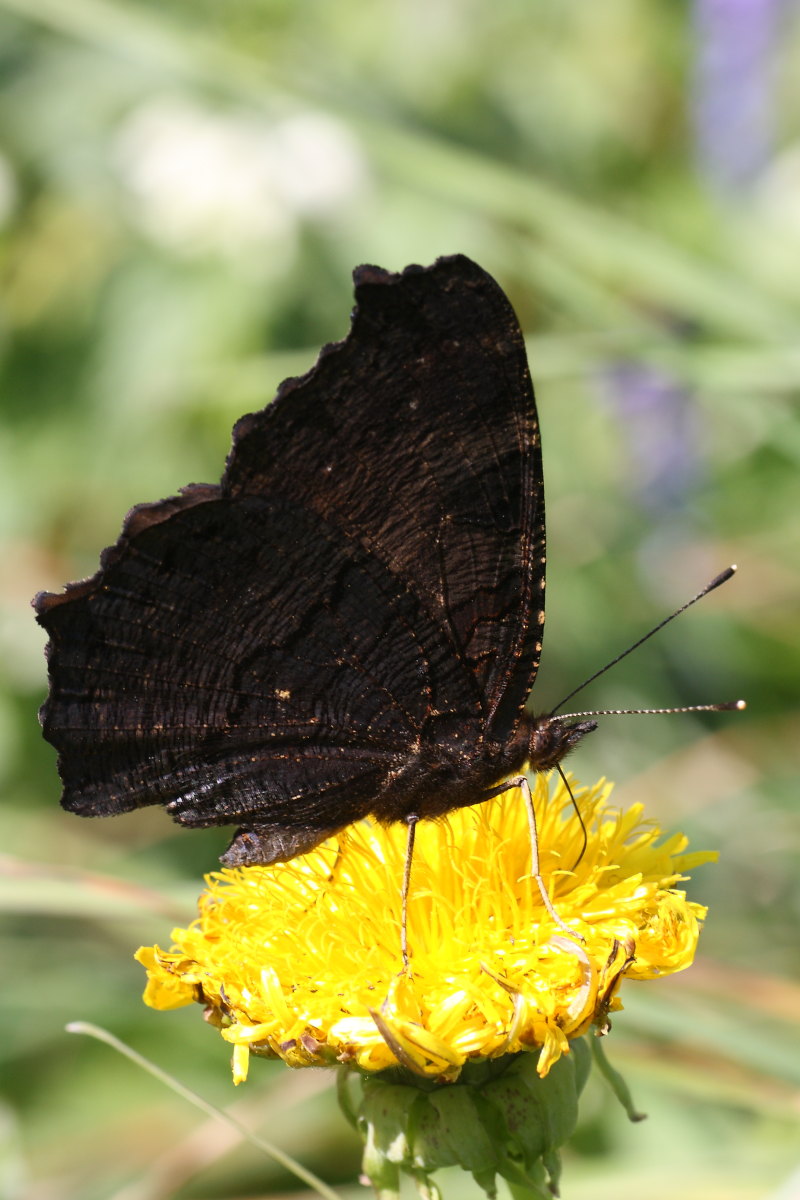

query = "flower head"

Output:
[[136, 774, 714, 1086]]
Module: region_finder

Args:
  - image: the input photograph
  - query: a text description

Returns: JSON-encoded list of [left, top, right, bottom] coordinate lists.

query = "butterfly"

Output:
[[34, 255, 597, 871]]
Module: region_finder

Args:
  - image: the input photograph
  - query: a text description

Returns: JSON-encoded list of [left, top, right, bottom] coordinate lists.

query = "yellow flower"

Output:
[[136, 774, 714, 1086]]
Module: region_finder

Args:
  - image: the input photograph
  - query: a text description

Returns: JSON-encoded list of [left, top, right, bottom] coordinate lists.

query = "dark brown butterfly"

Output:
[[35, 255, 598, 868]]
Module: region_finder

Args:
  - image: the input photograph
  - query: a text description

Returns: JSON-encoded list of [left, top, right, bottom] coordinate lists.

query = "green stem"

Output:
[[66, 1022, 341, 1200]]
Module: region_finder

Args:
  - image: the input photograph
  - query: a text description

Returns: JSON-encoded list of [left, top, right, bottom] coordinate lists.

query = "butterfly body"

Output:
[[217, 710, 595, 866], [35, 255, 593, 866]]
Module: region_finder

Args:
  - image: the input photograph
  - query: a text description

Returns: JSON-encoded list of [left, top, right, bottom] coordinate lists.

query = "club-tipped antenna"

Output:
[[551, 565, 738, 717], [557, 699, 746, 720]]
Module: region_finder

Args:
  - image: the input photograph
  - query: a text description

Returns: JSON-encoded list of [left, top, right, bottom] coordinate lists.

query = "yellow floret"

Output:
[[136, 774, 714, 1084]]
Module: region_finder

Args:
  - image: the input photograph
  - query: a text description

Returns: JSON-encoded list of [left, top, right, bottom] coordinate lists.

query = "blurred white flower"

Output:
[[113, 98, 367, 259], [267, 111, 368, 216]]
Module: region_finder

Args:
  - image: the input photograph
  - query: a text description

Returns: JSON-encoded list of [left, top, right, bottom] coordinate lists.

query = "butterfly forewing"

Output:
[[35, 255, 547, 849], [224, 256, 546, 739]]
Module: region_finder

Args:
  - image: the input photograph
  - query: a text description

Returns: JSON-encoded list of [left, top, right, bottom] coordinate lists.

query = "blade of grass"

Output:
[[358, 123, 795, 343], [6, 0, 800, 343], [66, 1022, 341, 1200], [621, 988, 800, 1089], [0, 855, 192, 921]]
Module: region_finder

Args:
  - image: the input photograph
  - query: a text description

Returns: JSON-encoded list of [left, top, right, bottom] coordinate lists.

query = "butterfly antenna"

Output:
[[551, 565, 741, 717], [557, 700, 746, 720]]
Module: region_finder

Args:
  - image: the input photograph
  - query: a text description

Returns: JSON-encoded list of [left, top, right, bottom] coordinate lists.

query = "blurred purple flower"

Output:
[[604, 2, 789, 512], [602, 362, 699, 513], [693, 0, 786, 193]]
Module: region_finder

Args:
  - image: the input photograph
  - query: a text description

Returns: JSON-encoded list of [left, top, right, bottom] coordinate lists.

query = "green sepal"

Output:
[[346, 1039, 593, 1199], [425, 1084, 501, 1173], [571, 1034, 592, 1097], [405, 1093, 455, 1171], [590, 1036, 647, 1122], [358, 1079, 414, 1199]]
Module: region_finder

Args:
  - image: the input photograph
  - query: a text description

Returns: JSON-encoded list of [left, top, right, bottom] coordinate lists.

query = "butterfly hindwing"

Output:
[[36, 489, 484, 838]]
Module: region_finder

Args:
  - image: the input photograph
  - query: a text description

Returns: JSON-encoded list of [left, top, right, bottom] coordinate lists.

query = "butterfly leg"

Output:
[[326, 829, 350, 886], [400, 813, 419, 969], [502, 775, 585, 944]]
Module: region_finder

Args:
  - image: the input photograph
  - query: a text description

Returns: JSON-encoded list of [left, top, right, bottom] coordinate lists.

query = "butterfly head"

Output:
[[526, 713, 597, 773]]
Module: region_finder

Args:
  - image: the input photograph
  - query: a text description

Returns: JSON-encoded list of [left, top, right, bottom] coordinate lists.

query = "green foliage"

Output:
[[1, 1, 798, 1197]]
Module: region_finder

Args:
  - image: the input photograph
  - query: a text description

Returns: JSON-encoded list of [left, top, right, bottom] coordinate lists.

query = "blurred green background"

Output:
[[2, 1, 799, 1197]]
